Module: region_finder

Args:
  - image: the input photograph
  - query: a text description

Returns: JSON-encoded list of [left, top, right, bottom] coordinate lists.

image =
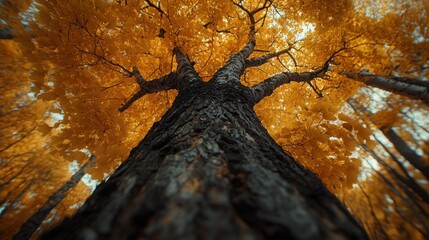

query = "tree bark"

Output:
[[374, 137, 429, 204], [0, 179, 35, 218], [340, 71, 429, 104], [13, 155, 95, 240], [380, 127, 429, 180], [42, 76, 367, 240]]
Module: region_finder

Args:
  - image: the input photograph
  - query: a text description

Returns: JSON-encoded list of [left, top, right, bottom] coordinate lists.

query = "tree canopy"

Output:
[[0, 0, 428, 239]]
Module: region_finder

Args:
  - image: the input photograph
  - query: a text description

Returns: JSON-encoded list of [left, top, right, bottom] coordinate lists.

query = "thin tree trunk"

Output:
[[0, 179, 35, 218], [356, 184, 389, 240], [374, 136, 429, 204], [347, 98, 429, 179], [380, 127, 429, 179], [42, 78, 367, 239], [13, 155, 95, 240], [359, 143, 429, 218], [367, 162, 429, 237]]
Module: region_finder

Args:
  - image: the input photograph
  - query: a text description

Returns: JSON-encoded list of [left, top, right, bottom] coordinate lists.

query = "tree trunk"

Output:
[[347, 98, 429, 180], [13, 155, 95, 240], [380, 127, 429, 180], [374, 137, 429, 204], [0, 179, 35, 218], [41, 78, 367, 240]]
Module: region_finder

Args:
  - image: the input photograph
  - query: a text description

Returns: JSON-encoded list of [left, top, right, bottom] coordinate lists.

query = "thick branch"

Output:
[[120, 47, 199, 112], [340, 71, 429, 104], [381, 127, 429, 180], [237, 38, 256, 60], [119, 72, 177, 112], [132, 66, 146, 85], [392, 76, 429, 88], [211, 39, 256, 84], [173, 47, 202, 84], [251, 65, 329, 103], [209, 0, 274, 84]]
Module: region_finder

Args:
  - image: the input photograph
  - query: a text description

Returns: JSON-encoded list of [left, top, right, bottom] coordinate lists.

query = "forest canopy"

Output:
[[0, 0, 428, 239]]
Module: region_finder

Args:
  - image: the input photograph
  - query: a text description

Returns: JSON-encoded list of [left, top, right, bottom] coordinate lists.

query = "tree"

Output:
[[1, 0, 428, 239], [13, 155, 95, 240], [380, 127, 429, 179], [0, 29, 92, 239], [41, 40, 368, 238], [343, 92, 429, 239]]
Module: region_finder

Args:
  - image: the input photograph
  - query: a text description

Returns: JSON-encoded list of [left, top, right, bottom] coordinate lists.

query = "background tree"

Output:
[[0, 0, 428, 239], [0, 21, 93, 239]]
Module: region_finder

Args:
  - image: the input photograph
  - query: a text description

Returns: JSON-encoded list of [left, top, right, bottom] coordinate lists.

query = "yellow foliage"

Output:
[[1, 0, 428, 239], [371, 109, 400, 128]]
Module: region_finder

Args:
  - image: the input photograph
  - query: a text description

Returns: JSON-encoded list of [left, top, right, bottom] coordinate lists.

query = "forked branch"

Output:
[[211, 39, 256, 83], [119, 47, 203, 112], [232, 0, 273, 39], [209, 0, 273, 83], [144, 0, 172, 24]]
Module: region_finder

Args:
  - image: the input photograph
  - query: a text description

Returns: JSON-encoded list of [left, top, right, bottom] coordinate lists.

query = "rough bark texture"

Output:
[[13, 155, 95, 240], [341, 71, 429, 104], [42, 75, 367, 240], [251, 65, 329, 103]]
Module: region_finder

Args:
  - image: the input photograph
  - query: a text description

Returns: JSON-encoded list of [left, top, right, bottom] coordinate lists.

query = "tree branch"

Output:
[[173, 47, 202, 84], [232, 0, 273, 40], [211, 39, 255, 84], [74, 45, 133, 76], [119, 72, 177, 112], [245, 43, 297, 68], [144, 0, 172, 24], [208, 0, 274, 84], [119, 46, 201, 112], [340, 70, 429, 104], [251, 65, 329, 103]]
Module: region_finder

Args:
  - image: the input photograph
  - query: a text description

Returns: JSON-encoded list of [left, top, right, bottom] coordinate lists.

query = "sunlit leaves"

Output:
[[1, 0, 428, 239]]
